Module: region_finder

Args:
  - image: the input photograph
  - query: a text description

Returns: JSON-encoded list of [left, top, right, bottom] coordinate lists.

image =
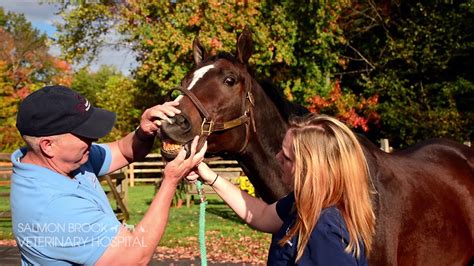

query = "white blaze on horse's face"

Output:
[[174, 64, 215, 102]]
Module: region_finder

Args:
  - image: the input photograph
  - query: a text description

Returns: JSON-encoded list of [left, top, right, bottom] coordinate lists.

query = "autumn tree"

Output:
[[55, 1, 472, 147], [57, 1, 376, 123], [0, 8, 72, 151]]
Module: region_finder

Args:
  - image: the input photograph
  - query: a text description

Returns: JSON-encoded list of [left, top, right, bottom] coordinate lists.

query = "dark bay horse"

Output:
[[159, 27, 474, 265]]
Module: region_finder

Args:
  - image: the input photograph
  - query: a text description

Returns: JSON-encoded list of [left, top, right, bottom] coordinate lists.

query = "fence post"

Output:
[[380, 138, 390, 152], [129, 163, 135, 187]]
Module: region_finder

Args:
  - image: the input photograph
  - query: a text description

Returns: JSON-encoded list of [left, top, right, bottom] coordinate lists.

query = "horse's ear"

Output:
[[236, 25, 253, 64], [193, 35, 207, 65]]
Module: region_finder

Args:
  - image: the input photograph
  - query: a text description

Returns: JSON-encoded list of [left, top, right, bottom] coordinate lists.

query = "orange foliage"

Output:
[[307, 80, 379, 132], [188, 14, 201, 26], [0, 23, 73, 151]]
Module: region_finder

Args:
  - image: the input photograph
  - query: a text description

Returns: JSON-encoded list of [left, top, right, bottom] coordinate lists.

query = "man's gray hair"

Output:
[[22, 135, 62, 153]]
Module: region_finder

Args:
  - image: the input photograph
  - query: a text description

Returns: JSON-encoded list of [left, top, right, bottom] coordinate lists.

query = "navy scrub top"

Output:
[[267, 193, 368, 265]]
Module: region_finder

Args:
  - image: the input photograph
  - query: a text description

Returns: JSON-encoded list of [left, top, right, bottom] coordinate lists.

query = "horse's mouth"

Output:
[[160, 133, 192, 161]]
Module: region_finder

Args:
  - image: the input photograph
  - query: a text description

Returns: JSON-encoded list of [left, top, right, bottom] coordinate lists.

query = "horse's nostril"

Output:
[[175, 115, 191, 131], [168, 117, 176, 124]]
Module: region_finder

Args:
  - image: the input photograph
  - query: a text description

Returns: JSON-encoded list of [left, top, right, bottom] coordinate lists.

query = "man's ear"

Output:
[[38, 137, 55, 158]]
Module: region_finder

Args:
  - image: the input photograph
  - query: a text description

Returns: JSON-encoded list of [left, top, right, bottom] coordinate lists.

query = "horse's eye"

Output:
[[224, 76, 236, 87]]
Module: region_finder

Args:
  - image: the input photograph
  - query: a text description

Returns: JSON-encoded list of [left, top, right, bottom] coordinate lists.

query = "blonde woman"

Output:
[[187, 114, 375, 265]]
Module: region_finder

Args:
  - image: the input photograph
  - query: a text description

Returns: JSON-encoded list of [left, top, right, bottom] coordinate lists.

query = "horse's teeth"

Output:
[[163, 141, 182, 152]]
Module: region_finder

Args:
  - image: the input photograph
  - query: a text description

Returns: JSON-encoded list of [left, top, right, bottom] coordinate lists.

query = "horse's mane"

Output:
[[259, 80, 309, 121]]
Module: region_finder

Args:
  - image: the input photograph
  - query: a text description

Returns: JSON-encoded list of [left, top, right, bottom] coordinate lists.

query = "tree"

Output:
[[0, 8, 72, 152], [95, 75, 141, 142], [56, 1, 472, 147], [70, 65, 142, 143], [336, 1, 473, 146], [57, 1, 346, 100], [71, 65, 121, 103]]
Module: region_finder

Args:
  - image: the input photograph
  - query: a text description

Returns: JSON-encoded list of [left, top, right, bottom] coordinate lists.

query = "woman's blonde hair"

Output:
[[279, 114, 375, 261]]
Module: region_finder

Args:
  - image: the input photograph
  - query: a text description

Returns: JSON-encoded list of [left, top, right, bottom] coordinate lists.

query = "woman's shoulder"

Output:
[[301, 207, 368, 265], [315, 206, 349, 238], [319, 206, 343, 222]]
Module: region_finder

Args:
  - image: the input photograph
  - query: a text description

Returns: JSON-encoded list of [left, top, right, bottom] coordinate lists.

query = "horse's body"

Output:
[[160, 27, 474, 265]]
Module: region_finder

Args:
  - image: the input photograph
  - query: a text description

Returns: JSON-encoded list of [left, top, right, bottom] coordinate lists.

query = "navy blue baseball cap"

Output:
[[16, 85, 116, 139]]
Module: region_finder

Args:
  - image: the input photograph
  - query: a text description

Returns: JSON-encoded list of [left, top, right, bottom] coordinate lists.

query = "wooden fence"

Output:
[[126, 154, 244, 207], [0, 153, 11, 219], [378, 138, 471, 152], [127, 153, 242, 186]]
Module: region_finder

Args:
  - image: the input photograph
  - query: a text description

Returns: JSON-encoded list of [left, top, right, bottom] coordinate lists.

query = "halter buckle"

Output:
[[201, 118, 214, 135]]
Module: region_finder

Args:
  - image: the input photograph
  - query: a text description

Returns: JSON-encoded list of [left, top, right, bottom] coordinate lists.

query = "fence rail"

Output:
[[127, 154, 243, 187]]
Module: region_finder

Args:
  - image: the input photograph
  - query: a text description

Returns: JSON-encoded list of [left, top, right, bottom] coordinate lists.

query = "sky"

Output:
[[0, 0, 137, 75]]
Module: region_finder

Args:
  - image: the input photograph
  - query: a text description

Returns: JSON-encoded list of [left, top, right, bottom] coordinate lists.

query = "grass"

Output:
[[0, 185, 12, 239], [0, 183, 271, 260], [125, 184, 270, 251]]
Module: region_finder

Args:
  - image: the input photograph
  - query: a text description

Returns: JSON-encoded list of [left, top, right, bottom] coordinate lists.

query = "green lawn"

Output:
[[0, 185, 12, 239], [125, 184, 270, 253], [0, 183, 270, 260]]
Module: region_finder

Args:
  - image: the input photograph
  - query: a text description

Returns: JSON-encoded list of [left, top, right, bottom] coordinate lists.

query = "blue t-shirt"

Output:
[[11, 144, 121, 266], [267, 193, 368, 265]]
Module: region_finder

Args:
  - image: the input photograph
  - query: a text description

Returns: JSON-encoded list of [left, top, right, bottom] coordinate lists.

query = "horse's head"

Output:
[[160, 26, 255, 160]]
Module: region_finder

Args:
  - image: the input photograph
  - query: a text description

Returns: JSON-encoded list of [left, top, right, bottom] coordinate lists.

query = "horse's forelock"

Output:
[[201, 52, 238, 65]]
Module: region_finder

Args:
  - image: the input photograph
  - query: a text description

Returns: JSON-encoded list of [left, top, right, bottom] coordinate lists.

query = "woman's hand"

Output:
[[185, 162, 218, 185], [163, 136, 206, 185]]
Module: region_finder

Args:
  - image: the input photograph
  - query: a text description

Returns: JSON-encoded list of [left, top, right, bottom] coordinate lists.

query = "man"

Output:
[[10, 85, 206, 265]]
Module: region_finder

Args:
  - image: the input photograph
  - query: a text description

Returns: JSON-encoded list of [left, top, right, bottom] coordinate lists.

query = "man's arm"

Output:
[[95, 137, 206, 265], [106, 101, 180, 173]]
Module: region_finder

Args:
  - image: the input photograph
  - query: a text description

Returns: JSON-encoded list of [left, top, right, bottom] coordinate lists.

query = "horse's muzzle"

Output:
[[159, 116, 195, 161]]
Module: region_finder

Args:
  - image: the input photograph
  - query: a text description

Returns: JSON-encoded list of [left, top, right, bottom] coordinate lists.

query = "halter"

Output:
[[176, 85, 256, 153]]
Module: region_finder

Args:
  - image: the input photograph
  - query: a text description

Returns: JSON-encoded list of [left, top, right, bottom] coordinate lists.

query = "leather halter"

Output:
[[176, 85, 255, 153]]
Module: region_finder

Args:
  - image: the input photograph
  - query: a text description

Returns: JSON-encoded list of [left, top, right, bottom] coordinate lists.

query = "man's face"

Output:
[[276, 131, 295, 186], [51, 133, 95, 174]]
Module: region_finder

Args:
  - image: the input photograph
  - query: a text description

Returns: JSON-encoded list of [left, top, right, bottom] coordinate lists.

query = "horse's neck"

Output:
[[236, 82, 292, 203], [356, 134, 391, 219], [357, 135, 389, 182]]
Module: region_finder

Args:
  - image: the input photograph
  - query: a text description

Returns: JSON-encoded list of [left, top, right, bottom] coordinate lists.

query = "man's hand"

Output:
[[164, 136, 207, 185], [108, 101, 181, 172], [139, 101, 181, 137]]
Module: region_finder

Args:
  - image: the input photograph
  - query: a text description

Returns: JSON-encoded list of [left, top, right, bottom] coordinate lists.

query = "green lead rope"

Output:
[[196, 180, 208, 266]]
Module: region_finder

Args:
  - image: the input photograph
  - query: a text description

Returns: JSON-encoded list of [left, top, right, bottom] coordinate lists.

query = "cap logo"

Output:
[[75, 95, 91, 113], [85, 100, 91, 111]]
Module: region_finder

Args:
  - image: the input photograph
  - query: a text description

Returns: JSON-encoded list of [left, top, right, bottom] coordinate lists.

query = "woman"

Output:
[[188, 114, 375, 265]]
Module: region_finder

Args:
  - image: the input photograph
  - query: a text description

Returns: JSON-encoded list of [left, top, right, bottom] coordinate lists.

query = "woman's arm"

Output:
[[192, 163, 283, 233]]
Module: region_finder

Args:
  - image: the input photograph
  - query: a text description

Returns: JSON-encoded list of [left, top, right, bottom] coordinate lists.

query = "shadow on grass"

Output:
[[187, 197, 227, 206], [185, 197, 246, 223], [205, 206, 244, 224]]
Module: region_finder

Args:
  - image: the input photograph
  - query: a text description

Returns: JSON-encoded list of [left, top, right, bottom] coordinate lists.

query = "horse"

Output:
[[159, 26, 474, 265]]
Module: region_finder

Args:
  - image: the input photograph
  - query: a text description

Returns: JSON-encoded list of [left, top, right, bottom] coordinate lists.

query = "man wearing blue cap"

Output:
[[11, 85, 207, 265]]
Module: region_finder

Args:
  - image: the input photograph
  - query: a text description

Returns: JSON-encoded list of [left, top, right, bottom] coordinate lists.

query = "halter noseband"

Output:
[[177, 85, 255, 154]]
